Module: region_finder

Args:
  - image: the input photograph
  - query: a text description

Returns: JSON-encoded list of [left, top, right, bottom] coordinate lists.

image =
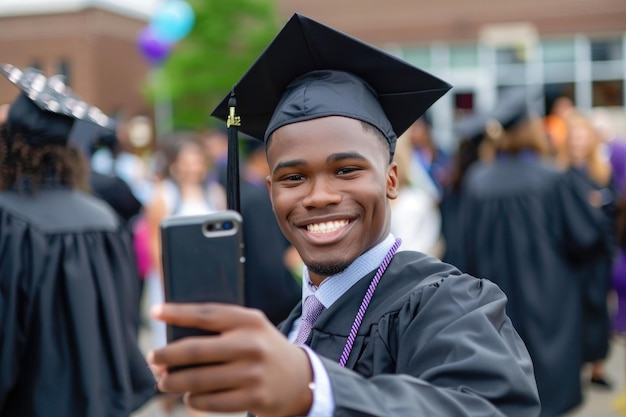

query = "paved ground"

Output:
[[564, 336, 626, 417], [133, 327, 626, 417]]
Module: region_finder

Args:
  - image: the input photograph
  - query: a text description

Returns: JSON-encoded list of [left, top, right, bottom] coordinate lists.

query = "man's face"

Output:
[[267, 116, 398, 284]]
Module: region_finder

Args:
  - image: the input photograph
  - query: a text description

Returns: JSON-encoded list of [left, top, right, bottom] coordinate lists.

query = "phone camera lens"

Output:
[[206, 223, 216, 232], [222, 221, 233, 230]]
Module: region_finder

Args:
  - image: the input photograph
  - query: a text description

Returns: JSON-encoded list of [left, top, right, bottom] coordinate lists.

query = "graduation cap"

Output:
[[211, 13, 452, 212], [455, 112, 488, 144], [488, 85, 543, 130], [0, 63, 115, 146]]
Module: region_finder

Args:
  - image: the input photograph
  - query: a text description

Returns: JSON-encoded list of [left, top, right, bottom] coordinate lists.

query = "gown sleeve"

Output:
[[319, 275, 540, 417], [0, 209, 34, 407], [553, 169, 613, 256]]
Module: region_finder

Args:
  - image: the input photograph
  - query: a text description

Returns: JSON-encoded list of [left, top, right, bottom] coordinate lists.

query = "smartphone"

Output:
[[160, 210, 245, 343]]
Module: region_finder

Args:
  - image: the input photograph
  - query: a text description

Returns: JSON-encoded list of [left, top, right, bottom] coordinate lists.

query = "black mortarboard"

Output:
[[489, 86, 543, 130], [0, 63, 115, 146], [455, 112, 488, 144], [210, 13, 452, 212]]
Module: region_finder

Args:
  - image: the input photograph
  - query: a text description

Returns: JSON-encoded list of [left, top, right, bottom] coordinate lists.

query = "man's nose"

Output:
[[301, 177, 342, 208]]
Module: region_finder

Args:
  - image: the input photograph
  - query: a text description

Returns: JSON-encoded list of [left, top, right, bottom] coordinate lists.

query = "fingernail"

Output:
[[150, 304, 163, 317]]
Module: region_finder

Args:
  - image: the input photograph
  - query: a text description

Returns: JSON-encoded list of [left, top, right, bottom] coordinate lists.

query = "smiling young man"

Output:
[[148, 14, 541, 417]]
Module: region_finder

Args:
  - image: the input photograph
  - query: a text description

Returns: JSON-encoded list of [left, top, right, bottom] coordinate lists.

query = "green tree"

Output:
[[151, 0, 279, 131]]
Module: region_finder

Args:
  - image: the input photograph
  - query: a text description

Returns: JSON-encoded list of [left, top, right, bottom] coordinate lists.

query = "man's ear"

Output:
[[386, 162, 399, 199], [266, 175, 273, 203]]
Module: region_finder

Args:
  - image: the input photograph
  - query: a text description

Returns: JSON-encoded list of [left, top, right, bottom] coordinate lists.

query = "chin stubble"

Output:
[[306, 261, 352, 278]]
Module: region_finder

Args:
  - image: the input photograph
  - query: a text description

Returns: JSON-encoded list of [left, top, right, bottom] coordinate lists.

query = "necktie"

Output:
[[294, 295, 325, 345]]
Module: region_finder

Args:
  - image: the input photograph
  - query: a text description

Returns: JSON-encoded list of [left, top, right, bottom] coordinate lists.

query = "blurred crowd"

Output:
[[88, 85, 626, 416], [401, 87, 626, 417]]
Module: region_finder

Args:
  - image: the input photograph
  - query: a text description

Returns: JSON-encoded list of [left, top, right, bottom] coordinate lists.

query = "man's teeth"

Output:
[[307, 220, 348, 234]]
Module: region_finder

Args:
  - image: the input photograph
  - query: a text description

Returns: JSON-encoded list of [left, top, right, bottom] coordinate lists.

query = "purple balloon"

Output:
[[137, 26, 173, 66]]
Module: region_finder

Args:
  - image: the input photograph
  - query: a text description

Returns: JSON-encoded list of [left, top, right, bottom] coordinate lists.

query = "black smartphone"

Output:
[[160, 210, 245, 343]]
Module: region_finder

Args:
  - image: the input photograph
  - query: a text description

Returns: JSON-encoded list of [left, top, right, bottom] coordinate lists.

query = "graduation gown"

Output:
[[440, 187, 465, 268], [459, 156, 608, 417], [0, 188, 155, 417], [278, 251, 540, 417], [89, 170, 142, 228], [565, 168, 616, 362]]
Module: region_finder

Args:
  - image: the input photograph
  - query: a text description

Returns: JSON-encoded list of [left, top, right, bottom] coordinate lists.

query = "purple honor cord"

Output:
[[338, 238, 402, 367]]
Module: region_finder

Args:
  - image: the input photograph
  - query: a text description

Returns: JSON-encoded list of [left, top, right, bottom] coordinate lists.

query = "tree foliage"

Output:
[[151, 0, 279, 130]]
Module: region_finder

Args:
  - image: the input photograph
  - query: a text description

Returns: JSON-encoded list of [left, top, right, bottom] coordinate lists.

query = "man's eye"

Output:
[[337, 167, 360, 175], [284, 174, 305, 181]]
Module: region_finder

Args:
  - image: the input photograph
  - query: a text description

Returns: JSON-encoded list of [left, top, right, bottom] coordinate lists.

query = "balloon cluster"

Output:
[[137, 0, 195, 66]]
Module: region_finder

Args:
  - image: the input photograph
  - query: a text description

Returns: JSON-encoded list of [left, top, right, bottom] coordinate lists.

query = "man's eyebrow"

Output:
[[327, 152, 367, 164], [272, 152, 367, 174], [273, 159, 307, 174]]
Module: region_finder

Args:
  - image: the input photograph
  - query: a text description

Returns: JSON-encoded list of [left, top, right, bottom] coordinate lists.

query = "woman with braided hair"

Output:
[[0, 65, 155, 417]]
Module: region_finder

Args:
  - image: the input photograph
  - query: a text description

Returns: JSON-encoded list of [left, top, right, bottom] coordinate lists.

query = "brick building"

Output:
[[0, 1, 156, 121]]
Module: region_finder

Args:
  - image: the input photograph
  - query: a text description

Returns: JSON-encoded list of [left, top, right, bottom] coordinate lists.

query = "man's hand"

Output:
[[148, 303, 314, 417]]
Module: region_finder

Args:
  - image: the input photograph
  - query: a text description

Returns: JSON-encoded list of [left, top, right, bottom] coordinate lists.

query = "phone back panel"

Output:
[[160, 211, 245, 342]]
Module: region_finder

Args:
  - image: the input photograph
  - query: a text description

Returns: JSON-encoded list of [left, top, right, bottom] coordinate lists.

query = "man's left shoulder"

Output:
[[386, 251, 464, 288], [383, 251, 506, 310]]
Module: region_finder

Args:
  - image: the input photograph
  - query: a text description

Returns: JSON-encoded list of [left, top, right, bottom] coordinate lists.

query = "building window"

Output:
[[450, 45, 478, 68], [454, 91, 475, 120], [455, 91, 474, 111], [403, 46, 431, 69], [542, 38, 575, 63], [592, 80, 624, 107], [495, 46, 526, 65], [590, 38, 623, 61], [58, 59, 71, 86], [496, 64, 527, 86]]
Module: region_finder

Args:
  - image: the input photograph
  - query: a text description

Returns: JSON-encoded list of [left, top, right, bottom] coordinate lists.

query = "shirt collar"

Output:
[[301, 233, 396, 309]]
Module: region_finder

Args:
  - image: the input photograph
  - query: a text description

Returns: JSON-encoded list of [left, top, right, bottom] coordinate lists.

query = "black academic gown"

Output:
[[89, 170, 142, 228], [0, 188, 155, 417], [277, 252, 540, 417], [565, 168, 616, 363], [440, 187, 466, 268], [460, 156, 608, 417]]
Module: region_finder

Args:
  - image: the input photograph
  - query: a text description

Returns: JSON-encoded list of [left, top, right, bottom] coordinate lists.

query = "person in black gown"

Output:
[[69, 118, 144, 231], [559, 110, 617, 389], [459, 87, 611, 416], [439, 111, 486, 270], [146, 14, 540, 417], [0, 64, 155, 417]]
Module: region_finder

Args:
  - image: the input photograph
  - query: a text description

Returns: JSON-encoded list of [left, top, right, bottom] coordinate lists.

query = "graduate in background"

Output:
[[559, 110, 616, 389], [459, 86, 610, 416], [0, 64, 155, 417], [439, 111, 487, 269], [389, 128, 444, 256], [147, 14, 540, 417]]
